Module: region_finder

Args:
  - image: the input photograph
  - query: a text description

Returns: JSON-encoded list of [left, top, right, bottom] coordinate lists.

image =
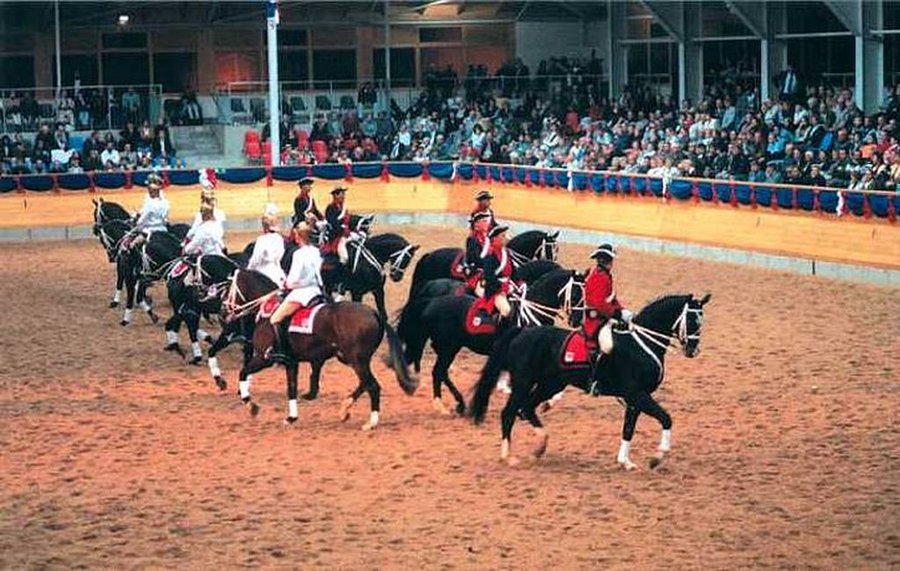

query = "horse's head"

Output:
[[676, 293, 711, 358], [91, 198, 102, 236], [388, 244, 420, 282], [355, 214, 375, 236], [542, 231, 560, 261]]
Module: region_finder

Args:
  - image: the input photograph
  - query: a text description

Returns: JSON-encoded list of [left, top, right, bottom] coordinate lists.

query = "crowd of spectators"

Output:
[[0, 86, 152, 133], [0, 118, 180, 176], [267, 60, 900, 192]]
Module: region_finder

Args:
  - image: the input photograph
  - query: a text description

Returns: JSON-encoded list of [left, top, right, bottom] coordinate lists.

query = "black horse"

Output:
[[407, 229, 560, 298], [396, 268, 585, 416], [164, 254, 238, 364], [222, 269, 417, 429], [469, 293, 711, 468], [92, 197, 189, 308], [116, 229, 182, 326], [318, 233, 419, 320]]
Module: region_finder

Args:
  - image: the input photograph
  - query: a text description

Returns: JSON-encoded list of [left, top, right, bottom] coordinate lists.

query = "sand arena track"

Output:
[[1, 226, 898, 569]]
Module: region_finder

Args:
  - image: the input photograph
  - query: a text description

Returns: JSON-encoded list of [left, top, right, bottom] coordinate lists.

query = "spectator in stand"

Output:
[[122, 87, 141, 125], [100, 141, 120, 170], [358, 82, 377, 107], [152, 126, 175, 163], [120, 142, 137, 170], [120, 121, 138, 150]]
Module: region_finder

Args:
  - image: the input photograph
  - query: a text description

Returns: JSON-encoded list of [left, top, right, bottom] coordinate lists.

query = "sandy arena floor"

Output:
[[1, 226, 898, 569]]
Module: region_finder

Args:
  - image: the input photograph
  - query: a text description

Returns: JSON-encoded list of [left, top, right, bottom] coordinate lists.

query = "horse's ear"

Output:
[[549, 230, 560, 239], [699, 292, 712, 306], [91, 198, 98, 205], [411, 244, 421, 253]]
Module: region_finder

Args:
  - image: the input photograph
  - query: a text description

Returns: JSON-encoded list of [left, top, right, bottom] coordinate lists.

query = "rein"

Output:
[[387, 244, 416, 277], [510, 276, 585, 328], [625, 302, 703, 370], [223, 271, 279, 321]]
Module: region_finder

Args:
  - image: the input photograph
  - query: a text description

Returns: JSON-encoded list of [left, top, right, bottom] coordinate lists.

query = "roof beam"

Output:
[[638, 0, 683, 43], [822, 0, 861, 36], [724, 0, 766, 38]]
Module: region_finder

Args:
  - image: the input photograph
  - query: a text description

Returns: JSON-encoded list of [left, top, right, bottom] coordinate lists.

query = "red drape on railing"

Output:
[[749, 186, 756, 209], [88, 172, 96, 193], [888, 198, 897, 223], [51, 174, 59, 193], [691, 180, 699, 203], [380, 162, 390, 182], [265, 167, 273, 187], [863, 194, 872, 219], [344, 162, 353, 183], [124, 171, 132, 190], [729, 182, 737, 207], [421, 162, 430, 181], [485, 165, 493, 185], [813, 189, 821, 214]]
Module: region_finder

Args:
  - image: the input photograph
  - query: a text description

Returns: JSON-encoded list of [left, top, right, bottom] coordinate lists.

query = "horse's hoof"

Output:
[[361, 422, 376, 431], [164, 343, 178, 352], [338, 399, 353, 422], [619, 459, 638, 471], [454, 402, 466, 416], [432, 398, 452, 416], [148, 312, 159, 324], [649, 451, 666, 470], [214, 376, 227, 391], [109, 301, 119, 309], [247, 401, 260, 417], [204, 335, 216, 345], [301, 392, 318, 401], [120, 320, 129, 327], [284, 416, 298, 426], [189, 357, 202, 366], [506, 456, 520, 467]]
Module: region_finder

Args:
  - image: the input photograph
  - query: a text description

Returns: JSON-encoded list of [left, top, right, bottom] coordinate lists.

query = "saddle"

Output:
[[258, 294, 326, 336], [465, 297, 499, 335], [560, 330, 592, 370]]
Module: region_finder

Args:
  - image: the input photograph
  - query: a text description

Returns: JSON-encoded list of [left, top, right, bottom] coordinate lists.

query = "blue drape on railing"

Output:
[[219, 167, 266, 184], [713, 182, 731, 203], [272, 166, 305, 182], [310, 164, 345, 180], [819, 190, 839, 213], [775, 188, 794, 209], [893, 195, 900, 218], [21, 175, 54, 192], [569, 171, 589, 191], [456, 163, 473, 181], [168, 170, 200, 186], [0, 176, 16, 193], [132, 171, 150, 187], [669, 180, 692, 200], [427, 162, 454, 180], [697, 181, 714, 202], [94, 172, 127, 189], [755, 186, 774, 207], [869, 194, 889, 217], [388, 163, 424, 178], [473, 164, 488, 181], [845, 192, 865, 216], [796, 189, 815, 211], [735, 184, 752, 205], [353, 163, 383, 179], [58, 173, 92, 191]]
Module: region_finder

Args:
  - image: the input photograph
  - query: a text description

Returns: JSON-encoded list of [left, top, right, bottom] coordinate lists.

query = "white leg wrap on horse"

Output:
[[617, 439, 632, 464], [239, 380, 251, 399], [369, 411, 379, 427], [113, 290, 121, 303], [288, 399, 298, 418], [191, 341, 202, 358], [123, 308, 133, 322], [197, 328, 210, 341], [166, 330, 178, 345], [140, 300, 152, 312], [660, 429, 672, 452], [208, 357, 221, 378], [497, 371, 511, 393]]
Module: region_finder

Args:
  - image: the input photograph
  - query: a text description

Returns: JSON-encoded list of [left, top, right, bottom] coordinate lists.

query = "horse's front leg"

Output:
[[618, 403, 641, 471], [631, 391, 673, 470], [184, 306, 203, 365], [138, 281, 159, 324], [207, 323, 235, 390], [111, 266, 124, 308], [285, 362, 300, 425]]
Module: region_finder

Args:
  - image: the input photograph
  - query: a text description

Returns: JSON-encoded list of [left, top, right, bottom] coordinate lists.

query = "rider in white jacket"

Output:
[[135, 174, 169, 235], [247, 203, 286, 286], [269, 221, 323, 361], [183, 204, 224, 256]]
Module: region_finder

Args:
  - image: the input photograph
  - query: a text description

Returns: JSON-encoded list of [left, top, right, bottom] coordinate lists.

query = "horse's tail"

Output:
[[382, 320, 418, 396], [469, 326, 522, 424]]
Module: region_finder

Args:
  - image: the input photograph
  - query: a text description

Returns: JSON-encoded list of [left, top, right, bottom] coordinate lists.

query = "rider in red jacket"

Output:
[[583, 243, 632, 395]]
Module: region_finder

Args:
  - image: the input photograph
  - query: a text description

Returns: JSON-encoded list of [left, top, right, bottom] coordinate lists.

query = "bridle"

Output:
[[222, 270, 279, 322], [628, 302, 704, 365], [507, 233, 559, 267], [387, 244, 417, 278], [509, 274, 585, 327]]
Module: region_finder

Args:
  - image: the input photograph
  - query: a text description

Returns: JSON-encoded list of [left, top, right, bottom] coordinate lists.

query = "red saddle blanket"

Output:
[[560, 331, 592, 370], [168, 260, 190, 280], [256, 298, 323, 334], [288, 304, 324, 334], [465, 297, 498, 335]]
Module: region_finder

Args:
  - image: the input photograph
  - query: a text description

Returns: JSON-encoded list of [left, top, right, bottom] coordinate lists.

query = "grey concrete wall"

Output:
[[3, 213, 898, 288]]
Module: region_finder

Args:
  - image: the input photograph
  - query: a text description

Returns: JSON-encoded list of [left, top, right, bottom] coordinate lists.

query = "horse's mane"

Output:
[[240, 268, 278, 291], [365, 232, 408, 249], [634, 294, 692, 327], [101, 201, 130, 219]]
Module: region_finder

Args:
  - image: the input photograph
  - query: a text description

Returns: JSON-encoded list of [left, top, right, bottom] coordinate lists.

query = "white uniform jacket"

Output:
[[247, 232, 286, 286], [136, 195, 170, 235], [284, 244, 323, 306], [183, 220, 225, 256]]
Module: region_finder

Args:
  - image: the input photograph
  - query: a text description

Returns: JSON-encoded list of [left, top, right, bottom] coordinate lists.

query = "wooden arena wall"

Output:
[[1, 178, 898, 269]]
